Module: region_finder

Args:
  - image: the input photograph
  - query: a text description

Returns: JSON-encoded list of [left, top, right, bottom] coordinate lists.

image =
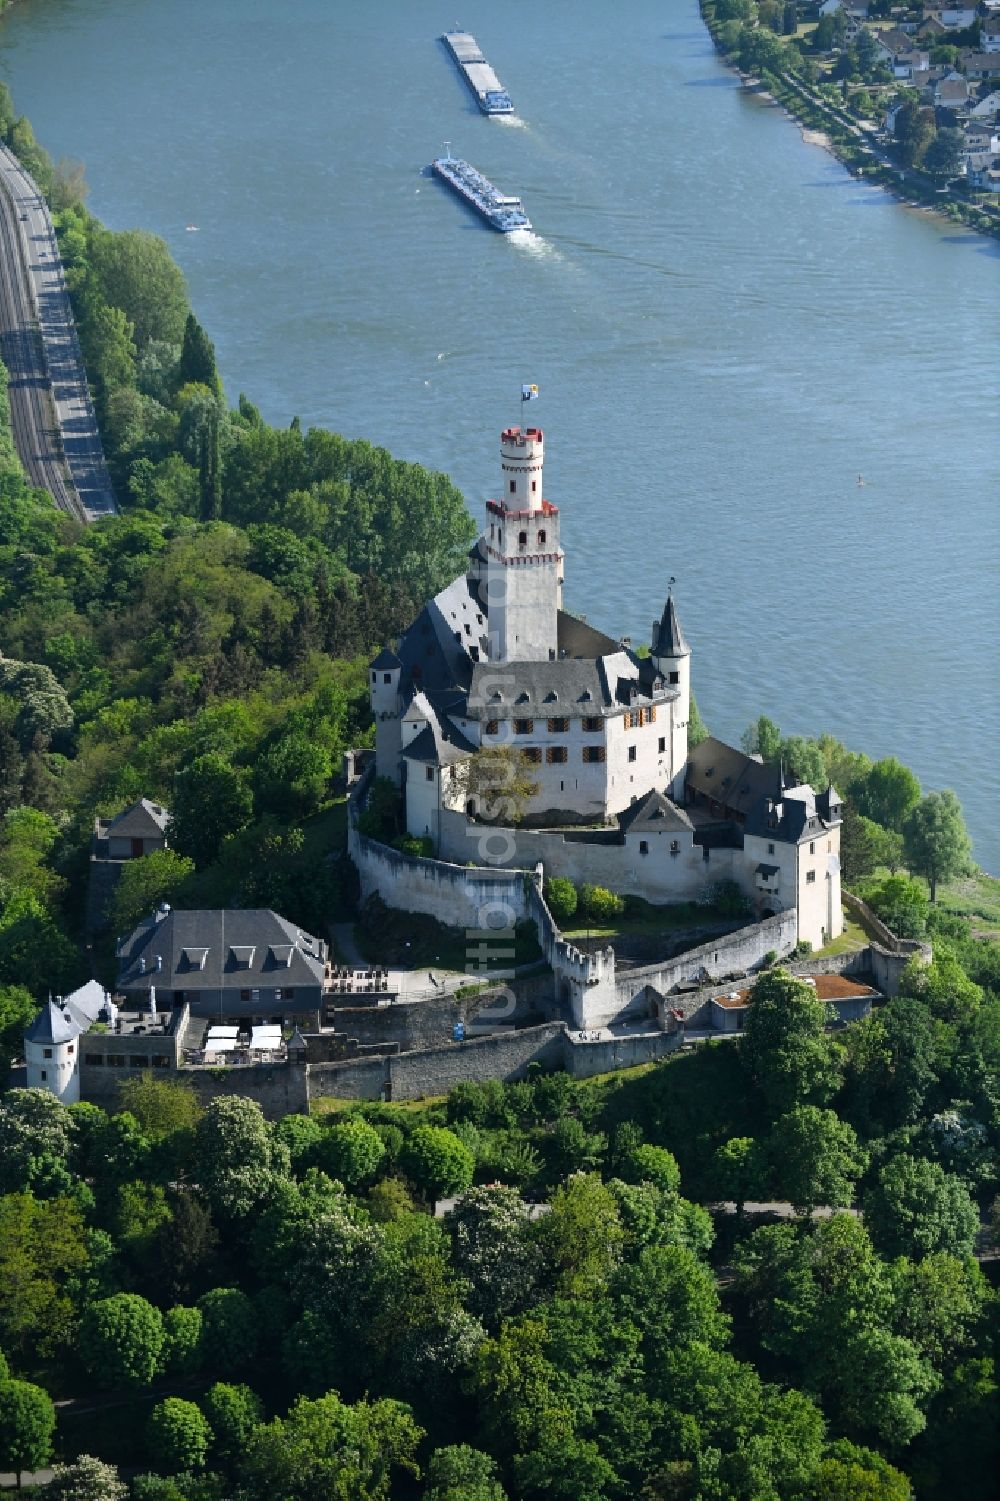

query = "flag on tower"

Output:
[[521, 383, 539, 402]]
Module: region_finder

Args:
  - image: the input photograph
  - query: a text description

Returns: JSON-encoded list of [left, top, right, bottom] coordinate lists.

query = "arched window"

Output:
[[537, 529, 546, 545], [518, 531, 527, 547]]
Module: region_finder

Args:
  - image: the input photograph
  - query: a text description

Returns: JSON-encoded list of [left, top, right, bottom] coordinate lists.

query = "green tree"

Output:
[[623, 1143, 682, 1193], [0, 1090, 73, 1196], [864, 1156, 979, 1260], [537, 1173, 624, 1297], [193, 1097, 281, 1220], [161, 1306, 203, 1376], [922, 125, 963, 181], [92, 227, 190, 349], [425, 1444, 508, 1501], [860, 874, 929, 938], [711, 1136, 765, 1217], [45, 1455, 128, 1501], [0, 1379, 55, 1490], [890, 1252, 988, 1366], [850, 756, 921, 832], [106, 849, 195, 937], [178, 314, 221, 395], [317, 1118, 386, 1188], [741, 968, 841, 1117], [80, 1293, 165, 1389], [463, 746, 539, 826], [117, 1076, 202, 1141], [196, 1288, 257, 1374], [170, 752, 253, 868], [545, 877, 577, 924], [0, 1193, 87, 1359], [400, 1126, 474, 1200], [0, 987, 35, 1088], [238, 1392, 423, 1501], [767, 1105, 865, 1214], [446, 1185, 541, 1325], [841, 996, 937, 1134], [202, 1382, 263, 1467], [147, 1398, 211, 1474], [904, 790, 972, 902]]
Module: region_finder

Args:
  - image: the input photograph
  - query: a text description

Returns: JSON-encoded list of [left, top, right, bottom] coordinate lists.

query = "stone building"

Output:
[[368, 419, 842, 950]]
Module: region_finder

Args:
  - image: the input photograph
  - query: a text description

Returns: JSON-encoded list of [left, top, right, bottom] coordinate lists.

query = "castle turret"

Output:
[[651, 590, 691, 798], [370, 647, 403, 785], [485, 426, 563, 663]]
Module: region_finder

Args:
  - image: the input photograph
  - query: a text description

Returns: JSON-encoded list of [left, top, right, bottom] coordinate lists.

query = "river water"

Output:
[[1, 0, 997, 868]]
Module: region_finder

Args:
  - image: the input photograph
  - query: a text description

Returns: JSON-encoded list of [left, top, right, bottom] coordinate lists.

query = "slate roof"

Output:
[[106, 798, 170, 839], [652, 595, 690, 659], [619, 791, 694, 836], [24, 1001, 81, 1045], [118, 909, 326, 995], [370, 647, 402, 671], [401, 699, 477, 768], [685, 737, 781, 819]]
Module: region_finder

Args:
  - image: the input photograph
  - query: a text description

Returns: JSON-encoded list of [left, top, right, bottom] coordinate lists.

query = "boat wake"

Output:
[[495, 114, 527, 129], [508, 228, 558, 259]]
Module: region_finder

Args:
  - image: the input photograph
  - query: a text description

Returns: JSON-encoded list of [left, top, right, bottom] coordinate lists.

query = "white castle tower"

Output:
[[651, 588, 691, 799], [485, 426, 563, 663]]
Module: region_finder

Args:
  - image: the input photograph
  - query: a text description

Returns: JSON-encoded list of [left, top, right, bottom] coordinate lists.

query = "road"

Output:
[[0, 143, 115, 521]]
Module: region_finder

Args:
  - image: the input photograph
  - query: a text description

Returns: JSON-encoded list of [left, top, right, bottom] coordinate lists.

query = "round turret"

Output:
[[500, 426, 544, 513]]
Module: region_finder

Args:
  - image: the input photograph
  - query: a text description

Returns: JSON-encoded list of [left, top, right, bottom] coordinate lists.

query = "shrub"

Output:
[[709, 880, 751, 919], [545, 877, 578, 924], [146, 1398, 211, 1473], [578, 883, 625, 922]]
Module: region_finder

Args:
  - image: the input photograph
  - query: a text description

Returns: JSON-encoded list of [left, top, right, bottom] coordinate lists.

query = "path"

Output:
[[0, 142, 115, 520]]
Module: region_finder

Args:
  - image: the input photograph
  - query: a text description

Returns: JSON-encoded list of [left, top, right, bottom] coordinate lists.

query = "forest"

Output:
[[0, 72, 997, 1501]]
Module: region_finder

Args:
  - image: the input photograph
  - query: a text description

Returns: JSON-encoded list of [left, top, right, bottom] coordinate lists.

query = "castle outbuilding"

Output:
[[368, 420, 842, 950]]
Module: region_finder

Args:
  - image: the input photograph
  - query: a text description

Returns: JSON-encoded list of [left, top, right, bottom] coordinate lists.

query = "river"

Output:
[[1, 0, 997, 868]]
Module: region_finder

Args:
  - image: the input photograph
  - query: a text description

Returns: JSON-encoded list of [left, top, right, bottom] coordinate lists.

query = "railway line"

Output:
[[0, 143, 115, 521]]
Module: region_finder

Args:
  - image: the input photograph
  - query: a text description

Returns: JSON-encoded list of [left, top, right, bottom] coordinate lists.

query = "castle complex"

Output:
[[369, 422, 843, 952]]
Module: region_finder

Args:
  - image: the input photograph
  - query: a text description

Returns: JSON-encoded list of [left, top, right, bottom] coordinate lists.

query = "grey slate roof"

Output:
[[370, 647, 402, 671], [619, 791, 694, 836], [118, 909, 326, 995], [652, 595, 690, 659], [686, 737, 781, 819], [106, 798, 170, 839], [24, 1001, 81, 1045]]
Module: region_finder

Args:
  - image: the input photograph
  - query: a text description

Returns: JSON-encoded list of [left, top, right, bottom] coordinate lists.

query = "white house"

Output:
[[984, 16, 1000, 52]]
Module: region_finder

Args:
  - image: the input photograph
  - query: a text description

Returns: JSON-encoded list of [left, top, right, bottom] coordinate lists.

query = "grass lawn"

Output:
[[352, 904, 543, 975], [814, 916, 869, 959], [936, 869, 1000, 942], [561, 897, 738, 945]]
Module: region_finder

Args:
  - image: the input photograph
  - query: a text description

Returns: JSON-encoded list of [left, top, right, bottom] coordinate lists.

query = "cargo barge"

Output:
[[432, 149, 531, 232], [442, 30, 514, 115]]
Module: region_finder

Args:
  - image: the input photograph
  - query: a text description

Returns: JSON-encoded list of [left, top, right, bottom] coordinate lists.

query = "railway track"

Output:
[[0, 143, 115, 521]]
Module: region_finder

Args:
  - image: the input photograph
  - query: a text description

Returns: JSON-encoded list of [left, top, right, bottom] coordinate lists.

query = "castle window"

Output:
[[514, 719, 534, 735], [658, 737, 666, 754], [806, 870, 816, 884], [537, 528, 546, 544], [43, 1048, 52, 1059], [85, 1054, 103, 1066], [241, 989, 251, 1002], [531, 480, 537, 493], [484, 719, 500, 736], [370, 671, 376, 684], [624, 711, 639, 729], [670, 840, 680, 855], [809, 841, 815, 854], [703, 845, 710, 861], [628, 746, 637, 763], [639, 840, 649, 855], [547, 717, 569, 733], [40, 1069, 47, 1081], [582, 746, 606, 764], [768, 843, 775, 855], [383, 673, 391, 683], [669, 671, 680, 685], [518, 531, 527, 547], [582, 717, 602, 733], [425, 767, 434, 781], [509, 480, 516, 494], [546, 746, 567, 764], [523, 747, 542, 764]]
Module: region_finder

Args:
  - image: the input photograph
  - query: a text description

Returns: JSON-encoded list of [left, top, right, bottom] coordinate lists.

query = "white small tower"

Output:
[[485, 426, 563, 663], [24, 1002, 82, 1104], [651, 589, 691, 799], [370, 647, 404, 785]]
